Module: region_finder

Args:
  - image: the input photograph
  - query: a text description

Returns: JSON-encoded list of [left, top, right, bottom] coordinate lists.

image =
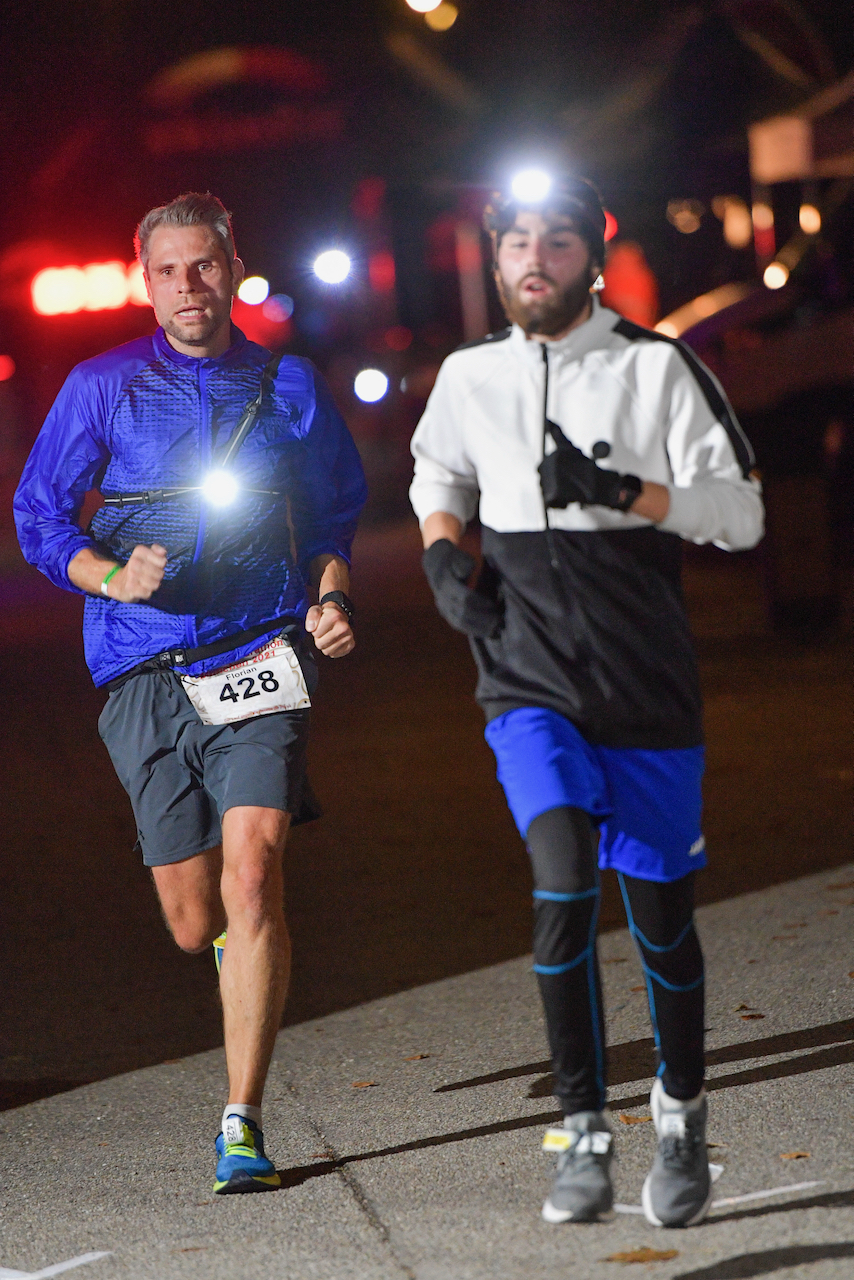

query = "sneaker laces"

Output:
[[659, 1129, 702, 1170]]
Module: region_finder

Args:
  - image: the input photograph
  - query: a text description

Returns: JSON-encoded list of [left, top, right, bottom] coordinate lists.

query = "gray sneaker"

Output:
[[542, 1111, 614, 1223], [642, 1078, 713, 1227]]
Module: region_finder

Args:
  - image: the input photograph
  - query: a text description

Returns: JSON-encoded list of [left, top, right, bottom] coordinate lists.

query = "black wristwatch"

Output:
[[319, 590, 355, 621]]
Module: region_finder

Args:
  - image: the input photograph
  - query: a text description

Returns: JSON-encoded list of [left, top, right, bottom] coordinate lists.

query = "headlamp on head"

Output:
[[484, 173, 607, 272], [510, 169, 552, 204]]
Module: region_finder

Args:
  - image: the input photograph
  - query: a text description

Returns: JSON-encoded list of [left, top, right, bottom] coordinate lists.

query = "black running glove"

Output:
[[538, 427, 642, 511], [421, 539, 503, 639]]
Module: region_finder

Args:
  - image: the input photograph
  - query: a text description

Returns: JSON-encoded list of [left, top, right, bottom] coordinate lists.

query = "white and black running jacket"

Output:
[[409, 300, 764, 750]]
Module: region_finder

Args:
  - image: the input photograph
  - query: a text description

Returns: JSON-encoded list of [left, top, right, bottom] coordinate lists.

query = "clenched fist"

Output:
[[106, 544, 168, 603]]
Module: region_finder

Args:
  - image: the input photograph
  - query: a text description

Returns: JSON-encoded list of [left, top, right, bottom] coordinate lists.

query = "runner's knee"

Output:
[[526, 807, 601, 971]]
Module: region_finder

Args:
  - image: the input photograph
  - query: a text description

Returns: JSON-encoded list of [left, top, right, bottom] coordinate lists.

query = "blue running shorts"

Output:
[[484, 707, 706, 883]]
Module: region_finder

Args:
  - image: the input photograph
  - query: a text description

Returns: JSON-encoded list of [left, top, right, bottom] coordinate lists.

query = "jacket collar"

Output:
[[509, 297, 620, 366], [152, 322, 249, 369]]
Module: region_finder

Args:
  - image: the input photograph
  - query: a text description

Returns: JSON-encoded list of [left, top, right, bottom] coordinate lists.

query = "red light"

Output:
[[32, 267, 87, 315], [32, 262, 149, 314], [0, 354, 15, 381], [368, 250, 396, 293], [385, 325, 412, 351], [127, 261, 150, 306], [604, 210, 618, 242], [83, 262, 129, 311]]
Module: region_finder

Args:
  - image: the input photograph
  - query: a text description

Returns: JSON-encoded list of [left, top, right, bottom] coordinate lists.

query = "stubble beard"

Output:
[[497, 270, 595, 337], [163, 310, 225, 349]]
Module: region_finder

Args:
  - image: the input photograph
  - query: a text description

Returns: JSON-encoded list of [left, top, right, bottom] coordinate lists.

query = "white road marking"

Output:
[[614, 1179, 825, 1216], [0, 1252, 111, 1279], [711, 1180, 825, 1209]]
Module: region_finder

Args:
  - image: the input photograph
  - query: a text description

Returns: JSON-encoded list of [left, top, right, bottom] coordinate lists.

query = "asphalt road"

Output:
[[0, 865, 851, 1279], [0, 521, 850, 1107]]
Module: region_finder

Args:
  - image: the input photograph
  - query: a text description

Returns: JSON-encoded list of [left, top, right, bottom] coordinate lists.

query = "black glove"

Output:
[[422, 539, 503, 638], [538, 424, 642, 511]]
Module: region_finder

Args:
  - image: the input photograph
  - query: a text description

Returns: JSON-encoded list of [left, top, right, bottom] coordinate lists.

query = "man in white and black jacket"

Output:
[[410, 176, 763, 1229]]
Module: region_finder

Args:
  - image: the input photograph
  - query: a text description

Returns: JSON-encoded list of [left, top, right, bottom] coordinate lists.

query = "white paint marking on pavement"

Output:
[[614, 1180, 825, 1216], [0, 1252, 112, 1280], [710, 1180, 824, 1209]]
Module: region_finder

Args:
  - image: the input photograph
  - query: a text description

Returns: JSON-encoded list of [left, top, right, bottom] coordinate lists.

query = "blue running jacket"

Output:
[[14, 325, 368, 686]]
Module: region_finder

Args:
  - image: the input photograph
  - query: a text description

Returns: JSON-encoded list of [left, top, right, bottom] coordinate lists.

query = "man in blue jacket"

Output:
[[15, 192, 367, 1194]]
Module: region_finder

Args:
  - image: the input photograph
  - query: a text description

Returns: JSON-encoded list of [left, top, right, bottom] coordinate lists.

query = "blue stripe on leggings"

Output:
[[533, 945, 592, 976], [588, 871, 605, 1107], [533, 887, 599, 902]]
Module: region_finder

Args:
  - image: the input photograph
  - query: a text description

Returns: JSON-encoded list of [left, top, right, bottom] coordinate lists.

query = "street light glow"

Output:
[[354, 369, 389, 403], [425, 2, 458, 28], [510, 169, 552, 204], [763, 262, 789, 290], [406, 0, 442, 11], [202, 470, 240, 505], [238, 276, 270, 305], [313, 250, 351, 284]]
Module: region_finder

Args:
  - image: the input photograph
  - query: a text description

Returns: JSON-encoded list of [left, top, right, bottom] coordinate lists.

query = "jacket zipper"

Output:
[[187, 360, 210, 648]]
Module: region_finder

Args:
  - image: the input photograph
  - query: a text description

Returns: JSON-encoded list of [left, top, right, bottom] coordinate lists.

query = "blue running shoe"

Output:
[[213, 1114, 280, 1194], [213, 931, 227, 974]]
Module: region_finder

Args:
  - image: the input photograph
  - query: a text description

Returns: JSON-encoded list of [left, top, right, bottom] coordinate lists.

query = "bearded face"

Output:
[[494, 211, 599, 338]]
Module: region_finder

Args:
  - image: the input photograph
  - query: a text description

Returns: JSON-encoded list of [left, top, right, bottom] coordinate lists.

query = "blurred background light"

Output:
[[262, 293, 294, 322], [603, 210, 619, 242], [0, 354, 15, 381], [798, 204, 821, 234], [666, 199, 704, 234], [424, 2, 458, 30], [510, 169, 552, 204], [751, 202, 775, 231], [32, 266, 87, 315], [368, 250, 396, 293], [405, 0, 442, 11], [313, 249, 351, 284], [385, 325, 413, 350], [354, 368, 389, 403], [127, 261, 150, 306], [711, 196, 753, 249], [763, 261, 789, 289], [82, 262, 130, 311], [752, 202, 776, 257], [238, 275, 270, 305]]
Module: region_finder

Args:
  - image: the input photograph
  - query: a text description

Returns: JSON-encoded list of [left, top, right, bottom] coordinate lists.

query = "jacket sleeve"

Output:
[[656, 346, 764, 551], [14, 367, 111, 593], [409, 358, 480, 528], [294, 366, 367, 575]]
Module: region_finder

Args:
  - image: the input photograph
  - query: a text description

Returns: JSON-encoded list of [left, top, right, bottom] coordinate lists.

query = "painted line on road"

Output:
[[614, 1180, 825, 1216], [0, 1251, 111, 1279], [711, 1179, 825, 1209]]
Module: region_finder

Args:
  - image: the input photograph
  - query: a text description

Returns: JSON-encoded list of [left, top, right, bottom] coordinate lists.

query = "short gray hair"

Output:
[[135, 192, 236, 270]]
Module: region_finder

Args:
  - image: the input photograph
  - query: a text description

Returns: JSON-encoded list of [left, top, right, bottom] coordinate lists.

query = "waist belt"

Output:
[[106, 617, 300, 693]]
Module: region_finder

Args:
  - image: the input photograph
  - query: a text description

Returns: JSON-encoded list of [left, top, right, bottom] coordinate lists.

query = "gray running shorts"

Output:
[[98, 669, 320, 867]]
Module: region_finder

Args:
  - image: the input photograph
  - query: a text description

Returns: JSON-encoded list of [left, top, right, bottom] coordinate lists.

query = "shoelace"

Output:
[[660, 1131, 702, 1169]]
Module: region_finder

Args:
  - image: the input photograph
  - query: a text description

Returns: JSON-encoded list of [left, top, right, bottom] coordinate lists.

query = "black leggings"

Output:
[[527, 806, 705, 1116]]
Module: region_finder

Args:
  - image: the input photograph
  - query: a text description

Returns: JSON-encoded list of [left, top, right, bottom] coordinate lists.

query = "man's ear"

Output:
[[231, 257, 246, 295], [142, 269, 153, 305]]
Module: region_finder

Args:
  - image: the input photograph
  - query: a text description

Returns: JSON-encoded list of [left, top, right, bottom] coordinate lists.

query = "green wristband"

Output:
[[100, 564, 121, 596]]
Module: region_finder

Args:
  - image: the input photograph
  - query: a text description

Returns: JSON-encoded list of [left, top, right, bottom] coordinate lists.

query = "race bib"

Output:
[[180, 634, 310, 726]]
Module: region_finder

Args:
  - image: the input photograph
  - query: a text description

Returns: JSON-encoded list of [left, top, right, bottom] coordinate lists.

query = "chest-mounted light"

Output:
[[202, 469, 240, 506]]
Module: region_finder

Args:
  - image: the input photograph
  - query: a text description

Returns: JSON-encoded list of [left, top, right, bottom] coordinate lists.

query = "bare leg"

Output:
[[151, 809, 290, 1109], [151, 845, 226, 952], [218, 806, 291, 1108]]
